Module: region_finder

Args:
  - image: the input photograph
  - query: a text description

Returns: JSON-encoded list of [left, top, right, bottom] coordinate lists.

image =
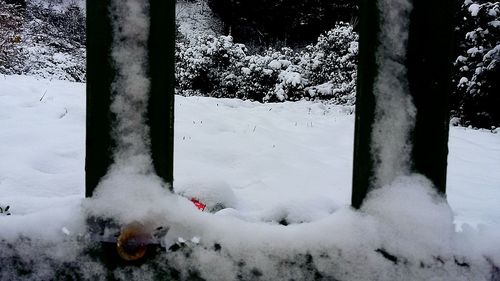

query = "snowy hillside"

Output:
[[1, 75, 499, 280]]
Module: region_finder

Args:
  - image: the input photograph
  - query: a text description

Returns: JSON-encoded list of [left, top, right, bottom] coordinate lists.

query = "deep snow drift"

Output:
[[1, 75, 499, 280]]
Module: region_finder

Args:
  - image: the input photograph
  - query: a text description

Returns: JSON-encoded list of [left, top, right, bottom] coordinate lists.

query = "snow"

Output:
[[84, 0, 175, 227], [372, 0, 415, 188], [108, 0, 151, 168], [1, 75, 500, 279], [27, 0, 85, 12], [174, 96, 354, 223], [459, 76, 469, 85], [348, 41, 359, 54], [490, 20, 500, 28], [1, 0, 499, 277], [489, 7, 498, 17], [469, 3, 481, 17], [447, 127, 500, 229], [175, 181, 237, 213], [241, 67, 251, 75], [176, 0, 223, 43], [268, 60, 283, 70], [361, 175, 456, 260], [467, 46, 480, 56], [279, 70, 302, 87], [0, 76, 85, 241], [485, 45, 500, 59]]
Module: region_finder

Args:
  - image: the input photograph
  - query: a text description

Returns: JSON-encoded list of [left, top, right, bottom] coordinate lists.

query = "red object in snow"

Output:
[[190, 198, 206, 211]]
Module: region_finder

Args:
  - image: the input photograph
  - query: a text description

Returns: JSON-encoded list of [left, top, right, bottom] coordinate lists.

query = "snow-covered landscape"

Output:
[[1, 75, 499, 280], [1, 0, 499, 280], [1, 75, 499, 231]]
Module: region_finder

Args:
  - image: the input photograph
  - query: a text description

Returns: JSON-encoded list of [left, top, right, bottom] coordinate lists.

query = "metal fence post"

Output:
[[352, 0, 454, 208], [86, 0, 175, 197], [351, 0, 379, 209]]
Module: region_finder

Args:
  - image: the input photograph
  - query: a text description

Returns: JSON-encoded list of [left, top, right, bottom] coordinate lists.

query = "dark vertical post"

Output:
[[86, 0, 114, 198], [148, 0, 175, 190], [407, 0, 454, 195], [352, 0, 454, 208], [351, 0, 379, 209], [86, 0, 176, 197]]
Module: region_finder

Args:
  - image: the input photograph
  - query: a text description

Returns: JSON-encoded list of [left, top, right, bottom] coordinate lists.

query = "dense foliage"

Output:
[[175, 23, 359, 104], [452, 0, 499, 128], [4, 0, 25, 6], [0, 2, 86, 81], [0, 1, 24, 70], [207, 0, 358, 51], [0, 0, 498, 128]]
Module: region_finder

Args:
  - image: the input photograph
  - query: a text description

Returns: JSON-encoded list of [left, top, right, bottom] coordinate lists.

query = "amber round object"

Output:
[[116, 222, 152, 261]]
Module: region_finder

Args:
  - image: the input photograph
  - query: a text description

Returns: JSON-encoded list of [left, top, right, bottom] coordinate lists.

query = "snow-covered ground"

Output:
[[1, 75, 500, 279], [0, 75, 499, 230]]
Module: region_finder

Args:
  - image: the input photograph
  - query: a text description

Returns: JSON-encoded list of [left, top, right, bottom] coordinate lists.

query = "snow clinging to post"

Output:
[[85, 0, 173, 223], [371, 0, 416, 189], [109, 0, 152, 173]]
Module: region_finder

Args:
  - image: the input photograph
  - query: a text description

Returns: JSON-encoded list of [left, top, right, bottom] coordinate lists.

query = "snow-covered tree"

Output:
[[452, 0, 500, 128], [175, 23, 358, 104], [300, 23, 358, 104], [0, 2, 86, 81], [207, 0, 358, 50], [0, 1, 24, 72], [175, 35, 247, 98], [4, 0, 25, 7]]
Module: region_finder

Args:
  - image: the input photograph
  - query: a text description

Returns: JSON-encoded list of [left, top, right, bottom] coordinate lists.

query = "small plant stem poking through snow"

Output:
[[371, 0, 416, 189]]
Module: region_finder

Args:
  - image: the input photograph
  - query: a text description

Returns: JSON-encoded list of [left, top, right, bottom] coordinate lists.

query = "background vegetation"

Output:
[[0, 0, 497, 129]]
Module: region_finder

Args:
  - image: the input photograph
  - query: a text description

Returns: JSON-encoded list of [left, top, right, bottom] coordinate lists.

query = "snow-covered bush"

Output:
[[300, 23, 358, 104], [21, 3, 86, 81], [452, 0, 499, 128], [0, 1, 24, 72], [0, 2, 86, 81], [207, 0, 358, 50], [176, 0, 224, 43], [237, 49, 290, 102], [175, 23, 358, 104], [267, 65, 307, 102], [175, 35, 247, 98]]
